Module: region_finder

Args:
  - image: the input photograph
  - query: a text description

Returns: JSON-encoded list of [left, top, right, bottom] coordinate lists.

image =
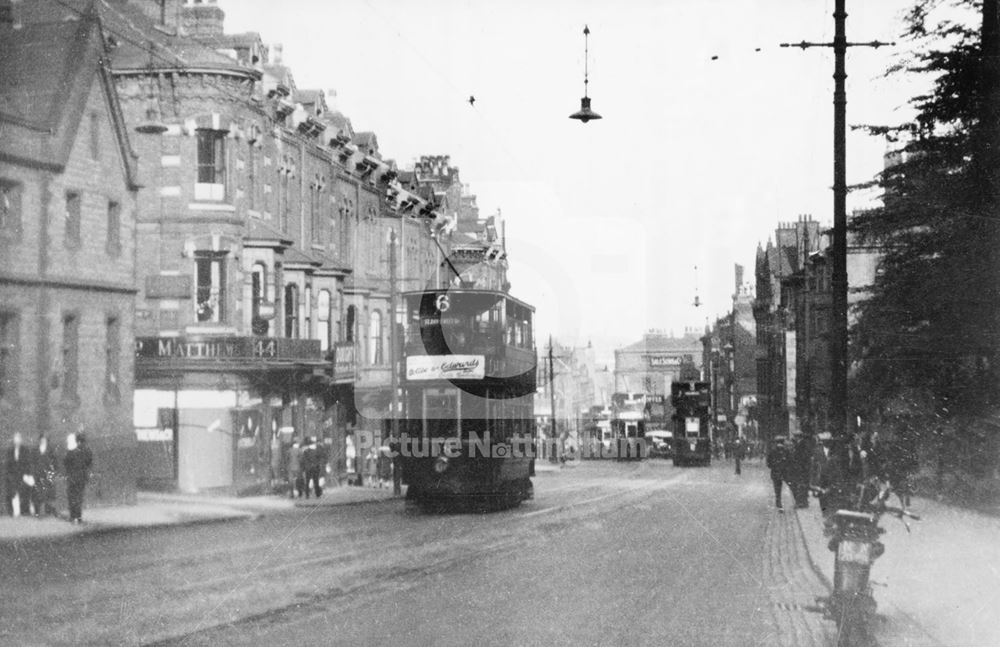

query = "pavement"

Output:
[[0, 463, 570, 542], [0, 482, 405, 542], [795, 493, 1000, 647]]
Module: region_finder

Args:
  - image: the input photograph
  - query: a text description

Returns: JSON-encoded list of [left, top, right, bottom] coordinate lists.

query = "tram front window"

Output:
[[423, 389, 459, 438]]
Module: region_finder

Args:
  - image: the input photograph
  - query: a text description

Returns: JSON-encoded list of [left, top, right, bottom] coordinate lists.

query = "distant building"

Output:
[[614, 330, 702, 397], [753, 214, 879, 440], [0, 8, 140, 503], [785, 222, 881, 436], [753, 217, 820, 440], [701, 264, 757, 441]]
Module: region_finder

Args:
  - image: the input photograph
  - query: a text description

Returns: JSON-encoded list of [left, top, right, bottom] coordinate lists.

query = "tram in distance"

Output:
[[609, 393, 647, 461], [398, 288, 537, 511], [671, 381, 712, 466]]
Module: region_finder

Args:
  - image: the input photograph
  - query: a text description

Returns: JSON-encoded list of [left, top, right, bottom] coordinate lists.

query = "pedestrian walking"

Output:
[[287, 440, 303, 498], [63, 433, 93, 524], [377, 440, 393, 489], [4, 431, 33, 517], [365, 446, 379, 487], [345, 434, 358, 485], [31, 435, 58, 517], [789, 434, 813, 508], [733, 436, 745, 475], [302, 437, 324, 498], [766, 437, 789, 512]]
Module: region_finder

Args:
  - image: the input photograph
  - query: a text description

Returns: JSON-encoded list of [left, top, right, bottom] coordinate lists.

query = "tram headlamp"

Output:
[[433, 456, 450, 474]]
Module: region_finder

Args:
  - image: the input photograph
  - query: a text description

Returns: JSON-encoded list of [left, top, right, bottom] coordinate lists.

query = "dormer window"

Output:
[[356, 156, 379, 175], [297, 117, 326, 138]]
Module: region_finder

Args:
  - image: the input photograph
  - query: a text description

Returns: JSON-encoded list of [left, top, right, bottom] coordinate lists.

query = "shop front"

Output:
[[133, 335, 337, 495]]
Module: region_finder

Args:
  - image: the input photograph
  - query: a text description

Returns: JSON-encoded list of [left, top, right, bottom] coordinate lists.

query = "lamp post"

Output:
[[781, 1, 892, 440], [389, 228, 401, 494]]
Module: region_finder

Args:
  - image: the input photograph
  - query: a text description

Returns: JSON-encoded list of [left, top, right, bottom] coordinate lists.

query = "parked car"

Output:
[[646, 430, 674, 459]]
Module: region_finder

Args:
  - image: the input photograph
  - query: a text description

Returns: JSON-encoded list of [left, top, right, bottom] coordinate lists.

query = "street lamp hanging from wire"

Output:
[[569, 25, 602, 123]]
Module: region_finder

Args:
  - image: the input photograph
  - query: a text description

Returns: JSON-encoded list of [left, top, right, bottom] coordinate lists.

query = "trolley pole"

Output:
[[548, 335, 559, 463], [389, 228, 401, 495], [781, 0, 892, 440]]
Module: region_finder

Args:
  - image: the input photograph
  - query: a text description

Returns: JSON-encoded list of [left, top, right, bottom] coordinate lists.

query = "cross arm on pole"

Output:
[[780, 40, 894, 50]]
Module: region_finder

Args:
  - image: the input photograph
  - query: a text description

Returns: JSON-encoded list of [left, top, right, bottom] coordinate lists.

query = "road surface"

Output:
[[1, 459, 838, 646]]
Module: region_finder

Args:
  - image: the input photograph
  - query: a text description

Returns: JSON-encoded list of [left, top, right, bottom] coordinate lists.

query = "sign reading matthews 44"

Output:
[[406, 355, 485, 381], [135, 336, 319, 362]]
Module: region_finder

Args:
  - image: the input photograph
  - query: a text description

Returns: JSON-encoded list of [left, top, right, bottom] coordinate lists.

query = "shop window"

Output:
[[284, 283, 299, 338], [195, 130, 226, 200], [65, 191, 81, 247], [195, 254, 226, 322], [0, 311, 18, 402], [0, 179, 21, 236], [369, 310, 383, 365]]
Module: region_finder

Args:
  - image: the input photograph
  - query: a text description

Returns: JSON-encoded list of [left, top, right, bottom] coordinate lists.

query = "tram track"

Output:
[[146, 469, 694, 646]]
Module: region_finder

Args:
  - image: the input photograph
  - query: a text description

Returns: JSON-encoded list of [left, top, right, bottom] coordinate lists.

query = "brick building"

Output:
[[15, 0, 447, 493], [12, 0, 517, 495], [0, 9, 140, 504]]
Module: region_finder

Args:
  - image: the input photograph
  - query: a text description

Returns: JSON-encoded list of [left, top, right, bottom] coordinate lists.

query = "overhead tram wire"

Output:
[[356, 0, 557, 184]]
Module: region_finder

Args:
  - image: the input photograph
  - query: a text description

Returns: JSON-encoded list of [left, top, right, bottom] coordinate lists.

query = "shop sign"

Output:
[[135, 427, 172, 442], [135, 336, 321, 362], [406, 355, 485, 381], [332, 342, 356, 379], [647, 356, 680, 367]]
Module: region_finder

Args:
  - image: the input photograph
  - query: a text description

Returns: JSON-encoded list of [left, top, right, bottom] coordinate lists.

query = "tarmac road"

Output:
[[0, 460, 837, 647]]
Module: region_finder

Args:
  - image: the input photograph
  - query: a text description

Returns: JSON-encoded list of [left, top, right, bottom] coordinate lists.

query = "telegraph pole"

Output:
[[781, 0, 892, 440], [548, 335, 559, 463], [389, 228, 401, 495]]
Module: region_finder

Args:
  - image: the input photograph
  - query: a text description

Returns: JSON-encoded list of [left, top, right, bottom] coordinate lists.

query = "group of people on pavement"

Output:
[[766, 433, 818, 512], [285, 437, 330, 499], [766, 427, 919, 514], [363, 443, 394, 488], [4, 431, 93, 523]]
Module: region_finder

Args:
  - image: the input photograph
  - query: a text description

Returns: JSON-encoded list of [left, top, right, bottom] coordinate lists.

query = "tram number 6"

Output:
[[436, 294, 450, 313]]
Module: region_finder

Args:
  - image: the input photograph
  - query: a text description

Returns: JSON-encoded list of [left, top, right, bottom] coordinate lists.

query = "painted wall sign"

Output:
[[647, 355, 681, 367]]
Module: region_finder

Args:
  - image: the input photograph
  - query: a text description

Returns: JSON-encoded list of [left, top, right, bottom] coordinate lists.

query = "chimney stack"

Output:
[[181, 0, 225, 37]]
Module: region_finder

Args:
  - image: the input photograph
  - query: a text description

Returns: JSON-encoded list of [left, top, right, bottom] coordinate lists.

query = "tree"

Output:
[[850, 0, 1000, 474]]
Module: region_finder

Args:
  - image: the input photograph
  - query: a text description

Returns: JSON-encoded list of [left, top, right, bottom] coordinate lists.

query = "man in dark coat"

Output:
[[301, 437, 324, 499], [766, 437, 790, 511], [63, 433, 93, 524], [4, 432, 33, 516], [732, 436, 746, 475], [788, 434, 814, 508]]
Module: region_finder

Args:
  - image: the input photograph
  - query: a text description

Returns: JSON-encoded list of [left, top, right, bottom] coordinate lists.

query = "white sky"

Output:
[[222, 0, 939, 365]]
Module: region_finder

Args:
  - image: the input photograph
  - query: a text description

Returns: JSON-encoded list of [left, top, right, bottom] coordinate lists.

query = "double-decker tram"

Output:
[[671, 381, 712, 466], [399, 288, 537, 511]]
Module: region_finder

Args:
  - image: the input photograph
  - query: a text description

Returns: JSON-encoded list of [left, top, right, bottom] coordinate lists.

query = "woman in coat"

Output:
[[31, 435, 58, 517]]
